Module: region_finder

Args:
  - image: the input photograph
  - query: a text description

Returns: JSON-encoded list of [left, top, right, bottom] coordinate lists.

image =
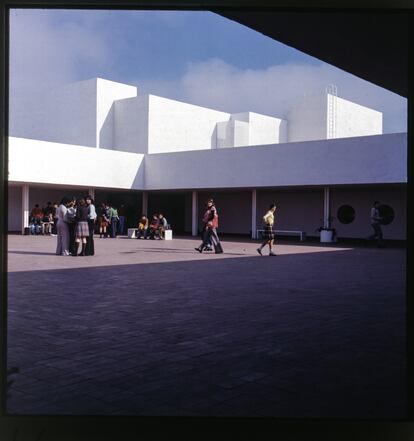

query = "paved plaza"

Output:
[[6, 234, 406, 418]]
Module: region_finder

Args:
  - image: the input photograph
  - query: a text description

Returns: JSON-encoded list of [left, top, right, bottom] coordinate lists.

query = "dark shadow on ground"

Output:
[[8, 251, 58, 256], [6, 250, 406, 419]]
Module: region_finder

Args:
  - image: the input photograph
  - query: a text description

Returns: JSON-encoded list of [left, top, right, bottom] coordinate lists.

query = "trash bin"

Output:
[[24, 227, 30, 235]]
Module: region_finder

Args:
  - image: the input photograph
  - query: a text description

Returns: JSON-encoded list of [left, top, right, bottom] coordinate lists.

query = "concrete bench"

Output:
[[256, 229, 306, 241], [128, 227, 173, 240]]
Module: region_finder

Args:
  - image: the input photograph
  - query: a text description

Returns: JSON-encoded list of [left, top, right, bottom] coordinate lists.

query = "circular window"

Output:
[[378, 204, 394, 225], [337, 205, 355, 224]]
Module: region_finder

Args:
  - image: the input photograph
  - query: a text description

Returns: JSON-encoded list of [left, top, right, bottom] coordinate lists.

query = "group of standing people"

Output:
[[56, 195, 96, 256], [97, 203, 126, 238]]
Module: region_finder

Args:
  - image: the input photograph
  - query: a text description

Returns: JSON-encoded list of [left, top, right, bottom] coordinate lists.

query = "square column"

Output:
[[251, 189, 257, 239], [191, 191, 198, 236], [324, 187, 330, 228], [88, 188, 95, 200], [21, 184, 29, 234], [142, 191, 148, 216]]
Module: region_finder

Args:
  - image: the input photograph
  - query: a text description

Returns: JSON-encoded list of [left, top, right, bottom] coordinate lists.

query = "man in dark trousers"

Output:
[[195, 198, 223, 254], [368, 201, 384, 247], [85, 196, 97, 256]]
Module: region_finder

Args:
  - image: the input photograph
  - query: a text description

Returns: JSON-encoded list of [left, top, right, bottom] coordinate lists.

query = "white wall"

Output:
[[10, 78, 98, 147], [233, 112, 287, 145], [287, 92, 383, 142], [97, 78, 138, 149], [113, 95, 149, 154], [10, 78, 137, 149], [144, 133, 407, 190], [216, 112, 286, 148], [287, 93, 328, 142], [9, 137, 145, 190], [216, 118, 250, 148], [147, 95, 230, 153], [334, 96, 382, 139]]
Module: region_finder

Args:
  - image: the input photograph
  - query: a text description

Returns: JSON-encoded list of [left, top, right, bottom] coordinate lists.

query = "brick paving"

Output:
[[6, 235, 406, 418]]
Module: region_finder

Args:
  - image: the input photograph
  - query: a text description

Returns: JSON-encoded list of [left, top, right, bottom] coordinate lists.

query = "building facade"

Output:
[[8, 78, 407, 240]]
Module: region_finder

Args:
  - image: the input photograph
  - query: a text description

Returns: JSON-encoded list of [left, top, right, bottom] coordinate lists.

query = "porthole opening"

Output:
[[378, 204, 394, 225], [337, 205, 355, 224]]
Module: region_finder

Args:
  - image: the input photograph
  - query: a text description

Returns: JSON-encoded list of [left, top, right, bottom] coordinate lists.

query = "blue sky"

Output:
[[9, 9, 406, 133]]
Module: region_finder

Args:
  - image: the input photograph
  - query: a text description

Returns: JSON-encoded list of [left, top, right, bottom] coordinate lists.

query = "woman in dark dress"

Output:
[[73, 198, 90, 256]]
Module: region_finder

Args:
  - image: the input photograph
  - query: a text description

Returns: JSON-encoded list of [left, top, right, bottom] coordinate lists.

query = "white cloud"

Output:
[[135, 59, 407, 134], [9, 9, 406, 135], [9, 9, 110, 103]]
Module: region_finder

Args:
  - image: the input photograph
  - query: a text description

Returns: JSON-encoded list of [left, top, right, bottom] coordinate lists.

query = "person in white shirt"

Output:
[[85, 196, 97, 255], [55, 197, 70, 256], [368, 201, 384, 247]]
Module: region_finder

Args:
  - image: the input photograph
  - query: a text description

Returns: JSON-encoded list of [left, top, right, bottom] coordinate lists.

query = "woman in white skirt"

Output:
[[72, 198, 90, 256], [56, 197, 70, 256]]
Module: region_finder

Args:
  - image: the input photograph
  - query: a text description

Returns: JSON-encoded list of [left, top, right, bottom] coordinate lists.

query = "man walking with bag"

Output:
[[195, 198, 223, 254]]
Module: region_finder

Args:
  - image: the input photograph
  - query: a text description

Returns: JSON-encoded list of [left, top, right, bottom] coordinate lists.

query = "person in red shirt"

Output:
[[195, 198, 223, 254], [148, 214, 160, 239], [30, 204, 44, 234], [30, 204, 43, 222]]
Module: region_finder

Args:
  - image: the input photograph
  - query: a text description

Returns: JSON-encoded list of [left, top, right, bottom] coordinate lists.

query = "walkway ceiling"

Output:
[[216, 10, 408, 97]]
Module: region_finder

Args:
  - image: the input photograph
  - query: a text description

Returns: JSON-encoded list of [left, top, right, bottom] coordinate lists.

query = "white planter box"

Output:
[[320, 229, 334, 243]]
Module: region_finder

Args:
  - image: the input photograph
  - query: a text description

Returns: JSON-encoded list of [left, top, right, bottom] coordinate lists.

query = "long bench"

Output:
[[256, 229, 306, 241], [127, 228, 173, 240]]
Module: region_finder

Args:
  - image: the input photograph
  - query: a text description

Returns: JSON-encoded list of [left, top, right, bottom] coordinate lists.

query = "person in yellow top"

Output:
[[257, 203, 277, 256]]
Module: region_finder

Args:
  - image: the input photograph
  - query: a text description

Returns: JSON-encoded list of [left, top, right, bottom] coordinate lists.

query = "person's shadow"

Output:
[[8, 251, 57, 256]]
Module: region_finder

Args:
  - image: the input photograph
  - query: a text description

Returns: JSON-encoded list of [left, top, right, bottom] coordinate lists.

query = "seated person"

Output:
[[30, 204, 43, 226], [148, 214, 160, 239], [136, 215, 149, 239], [158, 213, 169, 239], [29, 219, 42, 235], [42, 212, 54, 235]]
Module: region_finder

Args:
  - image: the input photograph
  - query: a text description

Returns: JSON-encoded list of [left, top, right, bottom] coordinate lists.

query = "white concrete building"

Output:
[[8, 78, 406, 241]]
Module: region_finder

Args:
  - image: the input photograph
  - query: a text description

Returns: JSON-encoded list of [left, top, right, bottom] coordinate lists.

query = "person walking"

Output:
[[55, 197, 70, 256], [257, 203, 277, 256], [195, 198, 223, 254], [85, 195, 97, 256], [368, 201, 384, 247]]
